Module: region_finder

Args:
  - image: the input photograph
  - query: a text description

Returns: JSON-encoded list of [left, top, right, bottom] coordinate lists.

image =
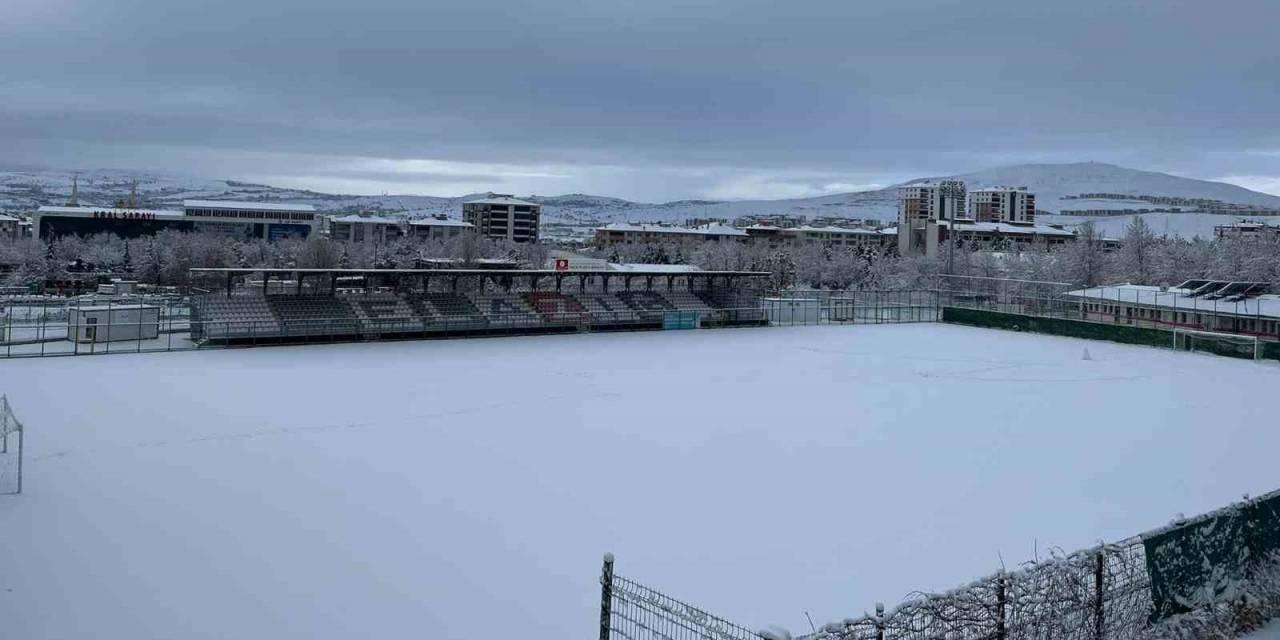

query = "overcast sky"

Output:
[[2, 0, 1277, 201]]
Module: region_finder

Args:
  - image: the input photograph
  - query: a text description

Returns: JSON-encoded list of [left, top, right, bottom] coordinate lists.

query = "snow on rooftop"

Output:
[[464, 196, 539, 207], [938, 220, 1074, 236], [37, 205, 184, 217], [606, 263, 703, 272], [407, 217, 472, 227], [184, 199, 316, 212], [600, 222, 748, 236], [329, 214, 402, 224], [1065, 283, 1280, 319]]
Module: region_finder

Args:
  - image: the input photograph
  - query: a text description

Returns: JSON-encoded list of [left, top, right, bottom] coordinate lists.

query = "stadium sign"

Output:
[[92, 210, 157, 221]]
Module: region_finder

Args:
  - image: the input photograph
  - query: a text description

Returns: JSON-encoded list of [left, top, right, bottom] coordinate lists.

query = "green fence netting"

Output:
[[1142, 491, 1280, 621]]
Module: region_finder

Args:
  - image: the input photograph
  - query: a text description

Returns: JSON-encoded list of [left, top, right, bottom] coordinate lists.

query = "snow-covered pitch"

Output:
[[1, 324, 1277, 639]]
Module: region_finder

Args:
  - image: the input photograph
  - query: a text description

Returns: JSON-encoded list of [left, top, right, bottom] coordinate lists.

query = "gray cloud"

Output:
[[2, 0, 1278, 199]]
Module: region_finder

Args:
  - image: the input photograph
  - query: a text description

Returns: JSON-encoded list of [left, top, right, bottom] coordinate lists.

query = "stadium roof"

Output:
[[183, 199, 316, 212], [1064, 283, 1280, 319], [190, 267, 768, 277]]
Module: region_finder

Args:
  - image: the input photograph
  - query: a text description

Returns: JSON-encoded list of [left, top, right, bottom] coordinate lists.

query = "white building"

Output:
[[1214, 221, 1280, 242], [0, 214, 22, 241], [968, 187, 1036, 224], [408, 216, 473, 241], [181, 200, 319, 239], [33, 200, 319, 240], [593, 222, 748, 246], [1066, 281, 1280, 339], [463, 195, 541, 243], [327, 214, 405, 243]]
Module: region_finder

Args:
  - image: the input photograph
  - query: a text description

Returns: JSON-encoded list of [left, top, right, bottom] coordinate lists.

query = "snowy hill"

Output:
[[3, 163, 1278, 238], [930, 162, 1280, 211]]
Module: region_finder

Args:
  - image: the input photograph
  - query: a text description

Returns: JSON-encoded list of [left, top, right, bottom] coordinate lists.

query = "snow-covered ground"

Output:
[[1245, 620, 1280, 640], [2, 324, 1278, 639]]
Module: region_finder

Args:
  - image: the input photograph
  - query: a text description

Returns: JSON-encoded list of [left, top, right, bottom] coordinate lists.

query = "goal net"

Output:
[[1173, 329, 1261, 361]]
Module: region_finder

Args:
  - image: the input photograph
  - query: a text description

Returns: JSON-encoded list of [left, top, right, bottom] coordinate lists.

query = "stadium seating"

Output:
[[193, 287, 737, 342], [616, 290, 675, 319], [267, 296, 361, 336], [347, 293, 426, 334], [524, 292, 589, 323], [469, 293, 542, 328], [411, 293, 487, 328], [574, 293, 644, 323], [662, 290, 716, 313], [197, 296, 280, 338]]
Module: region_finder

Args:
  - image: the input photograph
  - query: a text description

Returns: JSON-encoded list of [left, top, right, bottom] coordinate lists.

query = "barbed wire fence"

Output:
[[0, 394, 25, 495], [600, 490, 1280, 640]]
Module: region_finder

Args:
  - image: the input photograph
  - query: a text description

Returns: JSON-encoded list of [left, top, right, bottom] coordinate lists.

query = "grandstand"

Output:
[[189, 268, 769, 344]]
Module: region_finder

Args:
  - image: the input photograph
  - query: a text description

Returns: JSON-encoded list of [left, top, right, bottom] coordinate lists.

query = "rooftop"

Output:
[[37, 205, 185, 218], [183, 199, 316, 212], [408, 217, 472, 227], [189, 267, 767, 277], [465, 196, 539, 207], [1064, 283, 1280, 320], [599, 222, 748, 237], [329, 214, 402, 224], [938, 220, 1074, 236]]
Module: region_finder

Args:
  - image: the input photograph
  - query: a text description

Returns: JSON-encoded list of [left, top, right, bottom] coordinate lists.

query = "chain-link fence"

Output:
[[604, 490, 1280, 640], [599, 555, 766, 640]]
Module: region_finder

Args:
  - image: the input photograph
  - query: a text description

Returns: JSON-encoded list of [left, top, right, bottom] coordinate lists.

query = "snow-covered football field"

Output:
[[2, 324, 1278, 639]]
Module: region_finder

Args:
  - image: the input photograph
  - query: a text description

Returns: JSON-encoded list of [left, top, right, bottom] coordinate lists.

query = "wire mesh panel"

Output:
[[601, 556, 763, 640]]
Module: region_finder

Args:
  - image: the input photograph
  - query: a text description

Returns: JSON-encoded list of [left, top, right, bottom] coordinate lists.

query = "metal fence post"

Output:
[[996, 575, 1007, 640], [599, 553, 615, 640], [1094, 548, 1105, 640]]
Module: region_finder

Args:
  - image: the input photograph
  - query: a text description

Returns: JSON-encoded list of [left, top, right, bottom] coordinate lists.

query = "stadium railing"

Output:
[[1, 290, 946, 358]]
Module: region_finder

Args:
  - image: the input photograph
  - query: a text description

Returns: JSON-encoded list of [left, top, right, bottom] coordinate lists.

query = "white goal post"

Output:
[[1172, 328, 1262, 361], [0, 394, 23, 495]]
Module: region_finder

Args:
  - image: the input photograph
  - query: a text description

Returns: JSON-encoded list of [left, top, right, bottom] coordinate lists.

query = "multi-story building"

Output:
[[594, 222, 747, 246], [897, 180, 967, 256], [463, 194, 541, 243], [326, 215, 405, 243], [0, 214, 22, 241], [408, 215, 473, 241], [744, 225, 896, 251], [326, 214, 473, 243], [32, 200, 319, 240], [968, 187, 1035, 224], [179, 200, 318, 239], [733, 214, 806, 228], [1214, 221, 1280, 242]]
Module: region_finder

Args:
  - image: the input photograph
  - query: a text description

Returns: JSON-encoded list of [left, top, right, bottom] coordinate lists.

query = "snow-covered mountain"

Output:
[[3, 162, 1278, 238]]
